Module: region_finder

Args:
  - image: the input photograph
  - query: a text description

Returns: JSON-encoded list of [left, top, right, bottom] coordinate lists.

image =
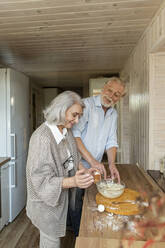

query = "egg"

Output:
[[98, 204, 105, 212]]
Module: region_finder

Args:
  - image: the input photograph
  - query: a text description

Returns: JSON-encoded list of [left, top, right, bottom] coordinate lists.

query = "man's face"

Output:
[[101, 81, 125, 108]]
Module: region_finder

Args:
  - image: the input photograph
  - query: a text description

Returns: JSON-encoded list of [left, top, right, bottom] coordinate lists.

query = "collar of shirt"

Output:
[[45, 122, 67, 145], [94, 94, 114, 115], [94, 94, 102, 107]]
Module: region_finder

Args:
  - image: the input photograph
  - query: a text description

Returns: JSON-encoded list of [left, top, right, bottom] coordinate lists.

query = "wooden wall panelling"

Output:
[[120, 68, 130, 164], [149, 6, 165, 52], [120, 1, 165, 170], [149, 54, 155, 170], [121, 38, 150, 170], [149, 53, 165, 170]]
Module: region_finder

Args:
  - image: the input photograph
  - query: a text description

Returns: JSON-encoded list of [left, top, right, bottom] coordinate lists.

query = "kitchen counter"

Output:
[[75, 164, 164, 248], [75, 237, 165, 248], [0, 157, 10, 167]]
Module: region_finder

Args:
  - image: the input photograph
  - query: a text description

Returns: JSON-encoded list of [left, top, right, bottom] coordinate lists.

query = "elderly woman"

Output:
[[26, 91, 94, 248]]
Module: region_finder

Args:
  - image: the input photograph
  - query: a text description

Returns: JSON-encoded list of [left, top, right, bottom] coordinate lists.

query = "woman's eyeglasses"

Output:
[[63, 156, 74, 169]]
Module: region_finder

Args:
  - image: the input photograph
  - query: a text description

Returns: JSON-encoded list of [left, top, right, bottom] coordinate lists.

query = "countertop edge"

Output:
[[0, 157, 11, 167]]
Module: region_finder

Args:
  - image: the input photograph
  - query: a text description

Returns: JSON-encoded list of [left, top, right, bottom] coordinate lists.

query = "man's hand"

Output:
[[109, 162, 120, 183], [91, 160, 107, 179]]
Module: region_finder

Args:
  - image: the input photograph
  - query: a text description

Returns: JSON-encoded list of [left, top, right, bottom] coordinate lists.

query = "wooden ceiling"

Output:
[[0, 0, 164, 87]]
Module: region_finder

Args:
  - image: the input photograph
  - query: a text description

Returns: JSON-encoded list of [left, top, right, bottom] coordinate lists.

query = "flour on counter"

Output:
[[97, 213, 139, 232], [88, 206, 141, 233]]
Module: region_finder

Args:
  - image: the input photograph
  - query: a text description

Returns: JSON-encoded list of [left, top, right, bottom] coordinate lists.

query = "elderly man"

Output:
[[72, 77, 125, 181], [69, 77, 125, 237]]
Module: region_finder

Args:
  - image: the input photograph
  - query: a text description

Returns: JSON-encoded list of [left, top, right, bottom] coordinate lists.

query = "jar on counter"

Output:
[[162, 157, 165, 178], [160, 158, 164, 174]]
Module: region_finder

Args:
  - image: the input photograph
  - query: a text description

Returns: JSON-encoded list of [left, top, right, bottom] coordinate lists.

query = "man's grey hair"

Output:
[[105, 77, 126, 95], [43, 91, 84, 125]]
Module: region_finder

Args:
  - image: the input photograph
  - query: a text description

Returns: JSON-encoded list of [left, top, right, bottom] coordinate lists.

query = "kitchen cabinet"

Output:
[[0, 158, 10, 231], [0, 68, 29, 222]]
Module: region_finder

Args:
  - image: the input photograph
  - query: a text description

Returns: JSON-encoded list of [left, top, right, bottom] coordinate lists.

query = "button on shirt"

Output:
[[72, 95, 118, 168], [45, 122, 74, 171]]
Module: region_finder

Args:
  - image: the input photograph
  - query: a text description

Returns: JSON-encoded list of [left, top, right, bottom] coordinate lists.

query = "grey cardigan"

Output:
[[26, 123, 80, 238]]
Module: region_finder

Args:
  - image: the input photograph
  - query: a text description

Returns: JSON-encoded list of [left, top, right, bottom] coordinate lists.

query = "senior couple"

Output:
[[26, 77, 125, 248]]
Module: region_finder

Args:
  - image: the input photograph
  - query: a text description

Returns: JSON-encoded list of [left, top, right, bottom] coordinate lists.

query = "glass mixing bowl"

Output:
[[96, 179, 125, 199]]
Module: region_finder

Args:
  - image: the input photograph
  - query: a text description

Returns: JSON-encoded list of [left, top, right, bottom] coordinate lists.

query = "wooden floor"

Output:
[[0, 209, 76, 248]]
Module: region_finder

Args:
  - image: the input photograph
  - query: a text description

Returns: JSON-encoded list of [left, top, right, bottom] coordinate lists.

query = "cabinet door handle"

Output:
[[9, 161, 16, 188], [10, 133, 16, 160]]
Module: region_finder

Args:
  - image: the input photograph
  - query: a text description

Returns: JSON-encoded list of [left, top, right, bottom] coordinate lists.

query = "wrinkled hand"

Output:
[[74, 169, 94, 189], [91, 160, 107, 179], [109, 163, 120, 183]]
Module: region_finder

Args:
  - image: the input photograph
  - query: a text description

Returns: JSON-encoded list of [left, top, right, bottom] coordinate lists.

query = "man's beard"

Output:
[[101, 95, 114, 108]]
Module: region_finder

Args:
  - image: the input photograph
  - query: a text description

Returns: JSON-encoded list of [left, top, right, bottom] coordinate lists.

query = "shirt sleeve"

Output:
[[28, 134, 64, 207], [72, 98, 89, 138], [105, 111, 119, 150]]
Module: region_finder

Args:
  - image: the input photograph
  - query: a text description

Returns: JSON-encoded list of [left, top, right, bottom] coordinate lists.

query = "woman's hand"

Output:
[[74, 169, 94, 188]]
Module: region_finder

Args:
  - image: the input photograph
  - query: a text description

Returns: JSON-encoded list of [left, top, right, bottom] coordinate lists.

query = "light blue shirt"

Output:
[[72, 95, 118, 168]]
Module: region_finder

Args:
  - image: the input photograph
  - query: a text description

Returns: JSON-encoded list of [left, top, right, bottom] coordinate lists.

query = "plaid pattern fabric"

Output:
[[40, 231, 60, 248], [26, 123, 80, 238]]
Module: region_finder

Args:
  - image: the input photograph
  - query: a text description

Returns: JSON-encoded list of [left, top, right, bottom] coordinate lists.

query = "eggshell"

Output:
[[98, 204, 105, 212]]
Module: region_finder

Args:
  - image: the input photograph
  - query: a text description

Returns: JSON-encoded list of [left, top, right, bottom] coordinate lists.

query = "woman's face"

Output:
[[64, 103, 83, 129]]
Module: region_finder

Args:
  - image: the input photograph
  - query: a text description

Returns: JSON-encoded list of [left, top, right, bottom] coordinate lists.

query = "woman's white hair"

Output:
[[43, 91, 84, 125]]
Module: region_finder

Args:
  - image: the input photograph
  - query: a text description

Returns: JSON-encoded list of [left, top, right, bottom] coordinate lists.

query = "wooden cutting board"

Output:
[[96, 188, 141, 215]]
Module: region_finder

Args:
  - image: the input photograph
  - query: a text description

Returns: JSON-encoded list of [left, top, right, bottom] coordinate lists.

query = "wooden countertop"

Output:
[[75, 237, 165, 248], [0, 157, 10, 167], [78, 164, 164, 243]]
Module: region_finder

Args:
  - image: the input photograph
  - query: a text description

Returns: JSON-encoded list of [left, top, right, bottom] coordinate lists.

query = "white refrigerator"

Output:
[[0, 68, 29, 222]]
